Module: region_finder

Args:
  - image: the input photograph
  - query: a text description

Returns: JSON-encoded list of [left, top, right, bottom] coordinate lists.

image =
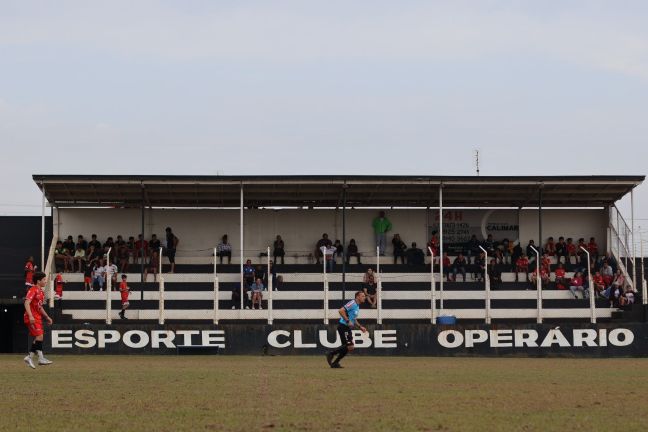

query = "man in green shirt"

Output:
[[372, 211, 392, 256]]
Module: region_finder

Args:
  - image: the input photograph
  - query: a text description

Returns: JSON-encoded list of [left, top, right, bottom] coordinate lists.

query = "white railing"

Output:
[[46, 235, 58, 307], [610, 206, 635, 291]]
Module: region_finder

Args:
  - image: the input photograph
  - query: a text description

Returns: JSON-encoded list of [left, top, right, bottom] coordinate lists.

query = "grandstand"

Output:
[[2, 174, 646, 355]]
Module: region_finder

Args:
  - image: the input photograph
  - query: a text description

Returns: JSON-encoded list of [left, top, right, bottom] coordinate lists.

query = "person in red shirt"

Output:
[[592, 271, 605, 296], [441, 252, 452, 281], [23, 272, 53, 369], [119, 274, 130, 319], [569, 272, 587, 299], [544, 237, 556, 257], [530, 267, 549, 289], [587, 237, 599, 261], [135, 234, 149, 264], [54, 273, 64, 299], [24, 256, 36, 286], [554, 263, 568, 289], [541, 254, 551, 273], [516, 254, 529, 282], [566, 238, 577, 263]]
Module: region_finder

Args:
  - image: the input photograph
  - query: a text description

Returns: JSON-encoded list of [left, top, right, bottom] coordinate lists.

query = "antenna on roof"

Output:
[[474, 150, 480, 176]]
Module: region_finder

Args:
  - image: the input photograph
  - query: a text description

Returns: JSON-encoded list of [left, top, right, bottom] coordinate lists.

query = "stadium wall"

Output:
[[44, 322, 646, 357], [55, 208, 607, 258]]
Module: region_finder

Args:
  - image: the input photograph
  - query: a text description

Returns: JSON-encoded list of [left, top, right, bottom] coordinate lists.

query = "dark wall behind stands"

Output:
[[0, 216, 52, 299]]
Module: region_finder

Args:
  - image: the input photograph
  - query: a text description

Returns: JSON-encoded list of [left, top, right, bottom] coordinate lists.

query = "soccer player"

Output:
[[24, 256, 36, 286], [119, 274, 130, 319], [326, 291, 367, 368], [23, 272, 53, 369], [54, 273, 64, 300]]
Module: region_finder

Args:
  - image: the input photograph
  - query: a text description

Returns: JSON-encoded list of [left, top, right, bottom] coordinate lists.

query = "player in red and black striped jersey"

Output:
[[23, 272, 53, 369]]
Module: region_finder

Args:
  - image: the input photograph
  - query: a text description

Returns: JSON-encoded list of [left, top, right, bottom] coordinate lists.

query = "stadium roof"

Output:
[[32, 175, 644, 208]]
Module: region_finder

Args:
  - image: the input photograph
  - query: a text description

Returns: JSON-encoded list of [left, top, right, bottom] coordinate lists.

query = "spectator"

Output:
[[482, 234, 496, 255], [587, 237, 599, 261], [333, 240, 344, 263], [452, 253, 467, 282], [515, 254, 529, 282], [530, 266, 549, 289], [473, 252, 485, 282], [165, 227, 179, 273], [315, 233, 332, 265], [24, 256, 36, 286], [406, 242, 425, 266], [570, 272, 587, 299], [592, 271, 606, 297], [255, 265, 267, 285], [54, 273, 64, 300], [135, 234, 149, 264], [426, 232, 440, 262], [554, 263, 568, 290], [555, 237, 568, 265], [217, 235, 232, 265], [73, 245, 86, 273], [620, 286, 637, 307], [106, 260, 119, 289], [88, 234, 101, 251], [62, 235, 75, 253], [511, 243, 523, 272], [54, 241, 73, 273], [346, 239, 362, 264], [144, 250, 160, 283], [149, 234, 161, 255], [76, 235, 88, 252], [363, 268, 377, 308], [243, 259, 255, 287], [275, 275, 284, 292], [272, 235, 285, 265], [321, 244, 336, 273], [499, 238, 512, 266], [466, 235, 481, 264], [250, 278, 265, 310], [392, 234, 407, 265], [540, 254, 551, 273], [86, 245, 101, 269], [487, 259, 502, 288], [103, 236, 116, 261], [265, 260, 278, 290], [372, 211, 392, 256], [603, 271, 626, 307], [127, 236, 136, 262], [566, 238, 577, 264], [442, 252, 452, 281], [92, 260, 106, 291], [83, 263, 93, 291], [231, 283, 251, 309], [117, 241, 130, 273], [494, 248, 504, 265], [544, 237, 556, 257], [600, 262, 614, 286], [525, 240, 538, 265]]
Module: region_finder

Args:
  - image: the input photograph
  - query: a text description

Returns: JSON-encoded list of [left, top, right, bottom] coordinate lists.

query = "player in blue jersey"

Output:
[[326, 290, 367, 368]]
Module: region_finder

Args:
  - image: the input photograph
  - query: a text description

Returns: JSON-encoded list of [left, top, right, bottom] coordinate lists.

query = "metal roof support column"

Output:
[[41, 182, 46, 270], [439, 184, 444, 313], [538, 184, 543, 254], [240, 183, 244, 310], [140, 183, 145, 282], [632, 189, 636, 291], [342, 183, 348, 301]]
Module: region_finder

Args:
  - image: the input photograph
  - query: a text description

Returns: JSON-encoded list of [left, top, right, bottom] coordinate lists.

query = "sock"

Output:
[[30, 341, 37, 355], [334, 345, 349, 364]]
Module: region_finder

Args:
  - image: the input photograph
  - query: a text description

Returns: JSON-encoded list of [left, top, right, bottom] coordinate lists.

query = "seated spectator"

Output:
[[255, 265, 267, 284], [62, 235, 75, 253], [569, 272, 587, 299], [321, 244, 336, 273], [487, 259, 502, 288], [333, 240, 344, 262], [406, 242, 425, 266], [135, 234, 149, 263], [566, 238, 577, 263], [530, 266, 549, 289], [603, 271, 626, 307], [54, 241, 73, 273], [555, 237, 568, 265], [554, 263, 568, 290], [243, 259, 255, 287], [117, 242, 130, 273], [275, 275, 283, 291], [541, 253, 551, 273], [106, 260, 119, 289], [482, 234, 496, 255], [217, 235, 232, 265], [600, 262, 614, 286], [346, 239, 362, 264], [441, 252, 451, 281], [73, 245, 86, 273], [76, 235, 88, 252], [363, 268, 377, 308], [620, 286, 637, 307], [103, 236, 116, 261], [452, 253, 467, 282], [525, 240, 538, 265], [426, 232, 440, 263], [515, 254, 530, 282], [315, 233, 332, 265], [466, 234, 481, 264], [576, 238, 587, 262], [473, 252, 485, 282], [149, 234, 161, 255], [144, 250, 160, 283], [231, 283, 251, 309], [587, 237, 599, 261], [85, 245, 101, 269], [499, 238, 511, 265], [392, 234, 407, 265], [92, 260, 106, 291], [511, 243, 523, 272], [88, 234, 101, 251], [494, 248, 504, 265], [24, 256, 35, 286], [272, 235, 285, 265], [127, 236, 136, 260], [592, 271, 606, 297], [250, 278, 265, 310], [544, 237, 556, 257]]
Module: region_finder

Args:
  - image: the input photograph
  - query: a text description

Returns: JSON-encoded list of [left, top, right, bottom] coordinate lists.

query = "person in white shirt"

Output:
[[92, 260, 106, 291]]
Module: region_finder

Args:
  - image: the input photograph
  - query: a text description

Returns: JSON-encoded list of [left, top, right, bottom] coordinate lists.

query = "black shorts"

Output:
[[166, 248, 176, 263], [337, 323, 354, 346]]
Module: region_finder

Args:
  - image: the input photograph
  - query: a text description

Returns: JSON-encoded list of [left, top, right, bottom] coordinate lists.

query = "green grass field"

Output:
[[2, 355, 647, 432]]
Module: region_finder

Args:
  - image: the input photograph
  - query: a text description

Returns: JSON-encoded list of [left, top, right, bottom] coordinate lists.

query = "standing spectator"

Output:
[[24, 256, 36, 286], [406, 242, 425, 266], [165, 227, 179, 273], [555, 237, 568, 265], [144, 250, 160, 283], [255, 265, 267, 285], [86, 245, 102, 270], [516, 254, 529, 282], [362, 268, 377, 308], [487, 259, 502, 288], [265, 260, 278, 290], [315, 234, 332, 265], [250, 278, 265, 310], [333, 240, 344, 263], [426, 231, 440, 263], [73, 245, 86, 273], [372, 211, 392, 256], [346, 239, 362, 264], [392, 234, 407, 265], [149, 234, 161, 255], [544, 237, 556, 257], [452, 254, 467, 282], [570, 272, 587, 299], [103, 236, 116, 261], [83, 264, 93, 291], [442, 252, 451, 281], [118, 274, 130, 320], [466, 234, 481, 264], [135, 234, 149, 264], [554, 263, 568, 290], [243, 259, 255, 287], [217, 235, 233, 265], [54, 273, 64, 300], [92, 260, 106, 291], [127, 236, 136, 262], [272, 235, 285, 265]]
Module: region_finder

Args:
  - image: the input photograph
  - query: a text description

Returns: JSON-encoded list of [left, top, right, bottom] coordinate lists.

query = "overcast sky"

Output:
[[1, 1, 647, 231]]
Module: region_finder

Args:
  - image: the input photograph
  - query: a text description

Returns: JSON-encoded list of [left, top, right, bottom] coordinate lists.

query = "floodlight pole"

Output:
[[529, 245, 542, 324], [479, 246, 490, 324], [580, 246, 595, 324]]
